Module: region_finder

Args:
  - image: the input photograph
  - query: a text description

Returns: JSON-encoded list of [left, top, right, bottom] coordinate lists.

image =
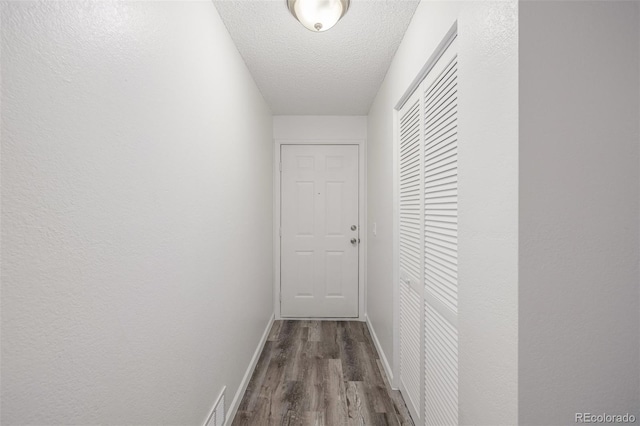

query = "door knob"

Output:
[[350, 238, 358, 245]]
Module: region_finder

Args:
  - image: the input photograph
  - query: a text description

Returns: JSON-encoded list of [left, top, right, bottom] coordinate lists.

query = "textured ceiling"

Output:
[[213, 0, 419, 115]]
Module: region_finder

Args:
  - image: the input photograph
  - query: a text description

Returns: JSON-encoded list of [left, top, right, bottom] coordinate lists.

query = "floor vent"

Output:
[[205, 387, 226, 426]]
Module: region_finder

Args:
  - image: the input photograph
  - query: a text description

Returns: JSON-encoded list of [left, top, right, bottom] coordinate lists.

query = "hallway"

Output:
[[232, 321, 413, 426], [1, 0, 639, 425]]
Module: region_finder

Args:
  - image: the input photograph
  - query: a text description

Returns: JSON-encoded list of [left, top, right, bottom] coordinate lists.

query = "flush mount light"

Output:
[[287, 0, 350, 32]]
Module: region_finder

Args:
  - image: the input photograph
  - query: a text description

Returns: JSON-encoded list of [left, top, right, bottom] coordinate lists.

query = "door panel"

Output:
[[398, 89, 424, 423], [281, 145, 359, 318], [422, 40, 458, 426], [396, 35, 459, 426]]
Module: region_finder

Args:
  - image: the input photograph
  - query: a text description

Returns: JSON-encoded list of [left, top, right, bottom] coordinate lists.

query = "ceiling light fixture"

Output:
[[286, 0, 350, 32]]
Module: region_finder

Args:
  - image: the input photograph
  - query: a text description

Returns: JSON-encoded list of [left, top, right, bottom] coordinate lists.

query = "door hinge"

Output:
[[279, 162, 282, 172], [279, 228, 282, 237]]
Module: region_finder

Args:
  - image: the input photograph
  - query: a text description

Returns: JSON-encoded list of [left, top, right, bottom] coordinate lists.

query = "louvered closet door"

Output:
[[422, 38, 458, 426], [397, 35, 458, 426], [398, 88, 424, 423]]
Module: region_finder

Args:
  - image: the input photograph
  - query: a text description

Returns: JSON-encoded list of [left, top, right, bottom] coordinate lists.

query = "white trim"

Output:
[[279, 317, 366, 322], [223, 313, 275, 426], [273, 139, 280, 319], [274, 138, 367, 321], [394, 21, 458, 111], [365, 315, 395, 389], [362, 139, 368, 322], [391, 107, 401, 390]]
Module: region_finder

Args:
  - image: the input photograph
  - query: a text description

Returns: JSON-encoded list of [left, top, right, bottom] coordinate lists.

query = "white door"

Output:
[[398, 88, 425, 423], [280, 144, 359, 318], [396, 33, 458, 426]]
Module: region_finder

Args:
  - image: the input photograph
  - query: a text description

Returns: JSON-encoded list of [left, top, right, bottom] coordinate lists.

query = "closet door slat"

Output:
[[423, 50, 459, 426], [398, 92, 424, 421]]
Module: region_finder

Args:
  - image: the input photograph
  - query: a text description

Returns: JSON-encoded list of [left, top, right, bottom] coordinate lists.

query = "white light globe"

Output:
[[288, 0, 350, 32]]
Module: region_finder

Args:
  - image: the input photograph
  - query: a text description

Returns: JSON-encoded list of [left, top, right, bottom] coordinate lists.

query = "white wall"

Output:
[[366, 1, 518, 424], [519, 2, 640, 423], [1, 2, 273, 424], [273, 115, 367, 140]]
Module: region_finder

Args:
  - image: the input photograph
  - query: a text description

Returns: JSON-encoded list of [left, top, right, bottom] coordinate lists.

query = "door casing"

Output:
[[274, 139, 366, 321]]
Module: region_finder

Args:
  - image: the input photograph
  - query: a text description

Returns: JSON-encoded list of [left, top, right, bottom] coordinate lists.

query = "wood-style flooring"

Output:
[[232, 320, 414, 426]]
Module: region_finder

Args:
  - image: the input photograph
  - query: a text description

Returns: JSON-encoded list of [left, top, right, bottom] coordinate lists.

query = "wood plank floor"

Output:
[[232, 320, 414, 426]]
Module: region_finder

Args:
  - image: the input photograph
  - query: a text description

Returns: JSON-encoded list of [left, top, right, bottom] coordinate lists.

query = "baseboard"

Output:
[[365, 314, 395, 389], [220, 313, 275, 426], [279, 317, 362, 321]]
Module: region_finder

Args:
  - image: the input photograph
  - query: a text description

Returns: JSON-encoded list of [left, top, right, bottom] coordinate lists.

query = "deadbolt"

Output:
[[351, 225, 357, 231]]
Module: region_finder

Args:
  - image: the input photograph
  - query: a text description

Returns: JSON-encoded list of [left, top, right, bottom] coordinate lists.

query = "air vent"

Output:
[[205, 387, 226, 426]]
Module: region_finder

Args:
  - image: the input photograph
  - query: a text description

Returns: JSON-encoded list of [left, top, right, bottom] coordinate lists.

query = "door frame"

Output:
[[274, 139, 366, 321]]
